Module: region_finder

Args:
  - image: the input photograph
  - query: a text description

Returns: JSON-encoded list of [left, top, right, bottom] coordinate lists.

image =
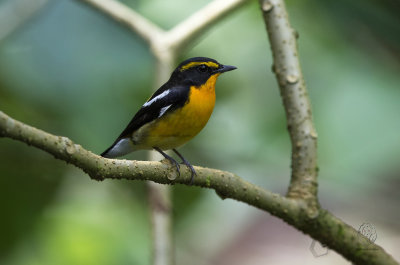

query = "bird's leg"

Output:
[[154, 147, 180, 176], [172, 149, 197, 184]]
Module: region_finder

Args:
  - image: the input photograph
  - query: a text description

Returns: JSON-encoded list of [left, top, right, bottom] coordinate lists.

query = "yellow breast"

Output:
[[141, 74, 219, 150]]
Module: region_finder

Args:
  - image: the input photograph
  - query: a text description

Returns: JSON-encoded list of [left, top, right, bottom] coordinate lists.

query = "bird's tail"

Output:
[[101, 138, 134, 158]]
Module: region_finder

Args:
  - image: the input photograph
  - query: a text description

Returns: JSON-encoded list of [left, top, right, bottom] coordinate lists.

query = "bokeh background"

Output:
[[0, 0, 399, 264]]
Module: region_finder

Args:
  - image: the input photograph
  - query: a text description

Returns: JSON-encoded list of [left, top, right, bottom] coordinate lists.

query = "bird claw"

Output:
[[154, 147, 197, 184], [171, 159, 181, 176], [168, 159, 197, 184], [173, 148, 196, 185], [181, 161, 196, 185]]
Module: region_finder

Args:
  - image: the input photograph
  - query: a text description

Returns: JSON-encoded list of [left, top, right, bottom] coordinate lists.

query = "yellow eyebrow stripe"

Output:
[[180, 61, 219, 71]]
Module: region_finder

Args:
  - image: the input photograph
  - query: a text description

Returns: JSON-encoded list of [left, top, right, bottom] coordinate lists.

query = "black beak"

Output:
[[216, 64, 237, 73]]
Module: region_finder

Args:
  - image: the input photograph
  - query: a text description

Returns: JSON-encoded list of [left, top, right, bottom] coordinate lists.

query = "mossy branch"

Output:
[[0, 110, 398, 265], [0, 110, 295, 215]]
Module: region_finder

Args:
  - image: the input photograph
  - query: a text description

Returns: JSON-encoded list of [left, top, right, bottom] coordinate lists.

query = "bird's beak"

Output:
[[215, 64, 237, 73]]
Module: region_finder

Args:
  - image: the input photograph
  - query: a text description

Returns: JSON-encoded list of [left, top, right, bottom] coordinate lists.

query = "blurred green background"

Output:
[[0, 0, 399, 264]]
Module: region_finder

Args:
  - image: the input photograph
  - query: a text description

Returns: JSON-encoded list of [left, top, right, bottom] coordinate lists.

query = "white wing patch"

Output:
[[158, 104, 172, 118], [143, 90, 170, 107]]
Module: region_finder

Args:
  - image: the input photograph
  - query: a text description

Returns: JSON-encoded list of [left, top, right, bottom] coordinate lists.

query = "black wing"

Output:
[[101, 85, 190, 157], [118, 85, 189, 138]]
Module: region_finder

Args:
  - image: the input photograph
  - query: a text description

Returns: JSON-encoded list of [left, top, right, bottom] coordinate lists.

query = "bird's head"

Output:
[[169, 57, 237, 87]]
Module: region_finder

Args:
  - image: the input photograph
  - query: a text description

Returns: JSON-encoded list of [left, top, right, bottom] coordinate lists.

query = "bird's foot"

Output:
[[173, 149, 197, 185], [154, 147, 181, 178]]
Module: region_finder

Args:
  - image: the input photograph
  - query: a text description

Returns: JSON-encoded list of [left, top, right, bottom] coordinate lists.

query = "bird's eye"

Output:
[[197, 64, 208, 73]]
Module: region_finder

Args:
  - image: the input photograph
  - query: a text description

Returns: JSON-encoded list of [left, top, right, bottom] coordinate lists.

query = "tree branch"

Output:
[[259, 0, 318, 205], [0, 111, 295, 215], [1, 110, 398, 265], [78, 0, 252, 60], [78, 0, 164, 45], [258, 1, 398, 264], [148, 181, 173, 265], [162, 0, 250, 54], [0, 0, 50, 41], [147, 58, 176, 265]]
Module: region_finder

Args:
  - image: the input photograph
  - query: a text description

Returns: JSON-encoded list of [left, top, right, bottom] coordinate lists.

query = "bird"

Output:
[[101, 57, 237, 183]]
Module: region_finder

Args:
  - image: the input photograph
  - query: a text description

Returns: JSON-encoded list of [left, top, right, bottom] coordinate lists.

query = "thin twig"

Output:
[[78, 0, 164, 45], [0, 0, 50, 41], [162, 0, 251, 54], [78, 0, 252, 59]]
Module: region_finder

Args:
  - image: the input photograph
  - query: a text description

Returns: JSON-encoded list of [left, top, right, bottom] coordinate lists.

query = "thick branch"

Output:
[[259, 0, 318, 204], [1, 110, 398, 265], [258, 1, 398, 264], [0, 111, 295, 217]]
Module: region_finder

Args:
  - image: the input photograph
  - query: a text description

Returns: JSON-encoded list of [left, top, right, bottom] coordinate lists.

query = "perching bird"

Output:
[[101, 57, 236, 183]]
